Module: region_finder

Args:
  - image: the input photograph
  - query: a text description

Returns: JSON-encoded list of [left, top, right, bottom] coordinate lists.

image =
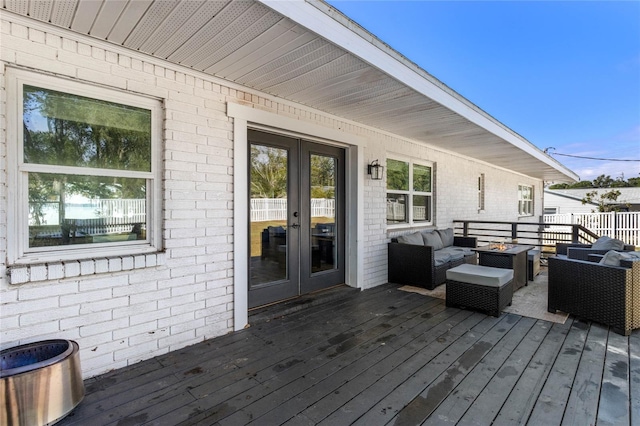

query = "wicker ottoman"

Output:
[[445, 264, 515, 317]]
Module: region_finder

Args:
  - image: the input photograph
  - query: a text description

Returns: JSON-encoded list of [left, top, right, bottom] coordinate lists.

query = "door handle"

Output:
[[290, 223, 300, 229]]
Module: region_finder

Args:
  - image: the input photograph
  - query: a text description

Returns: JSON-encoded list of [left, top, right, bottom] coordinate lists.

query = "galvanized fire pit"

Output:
[[0, 339, 84, 426]]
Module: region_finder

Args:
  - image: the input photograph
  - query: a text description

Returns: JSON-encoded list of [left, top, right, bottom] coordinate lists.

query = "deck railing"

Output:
[[453, 219, 604, 253]]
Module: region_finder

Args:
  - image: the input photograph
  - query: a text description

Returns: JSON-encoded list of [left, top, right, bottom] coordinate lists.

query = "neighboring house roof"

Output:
[[545, 188, 640, 206], [2, 0, 578, 182]]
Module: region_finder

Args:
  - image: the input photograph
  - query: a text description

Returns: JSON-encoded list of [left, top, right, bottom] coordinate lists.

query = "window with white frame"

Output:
[[478, 173, 485, 212], [518, 184, 534, 216], [7, 69, 162, 264], [386, 158, 433, 225]]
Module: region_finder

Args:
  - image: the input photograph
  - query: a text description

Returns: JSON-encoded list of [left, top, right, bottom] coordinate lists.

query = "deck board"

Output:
[[630, 332, 640, 425], [58, 282, 640, 426], [561, 323, 608, 425], [598, 331, 631, 425], [455, 319, 550, 425]]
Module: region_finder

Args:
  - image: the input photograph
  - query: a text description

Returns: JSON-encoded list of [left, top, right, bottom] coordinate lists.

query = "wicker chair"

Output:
[[556, 242, 635, 261], [548, 256, 640, 335]]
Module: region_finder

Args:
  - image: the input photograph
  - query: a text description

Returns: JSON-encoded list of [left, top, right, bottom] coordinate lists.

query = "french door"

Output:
[[248, 130, 345, 308]]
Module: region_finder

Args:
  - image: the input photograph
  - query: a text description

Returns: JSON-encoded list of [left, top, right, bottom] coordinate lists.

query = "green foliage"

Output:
[[310, 155, 335, 199], [628, 177, 640, 187], [581, 189, 627, 212], [386, 159, 409, 191], [550, 174, 640, 189], [548, 182, 570, 189], [573, 180, 595, 188], [413, 164, 431, 192], [250, 145, 287, 198], [23, 86, 151, 223]]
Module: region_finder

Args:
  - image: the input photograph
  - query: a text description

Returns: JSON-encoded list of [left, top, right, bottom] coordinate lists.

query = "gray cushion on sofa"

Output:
[[440, 246, 473, 258], [397, 232, 424, 246], [433, 251, 452, 266], [592, 236, 625, 250], [422, 231, 444, 250], [437, 228, 455, 247]]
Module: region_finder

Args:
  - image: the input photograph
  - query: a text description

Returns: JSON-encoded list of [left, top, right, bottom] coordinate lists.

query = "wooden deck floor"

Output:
[[59, 282, 640, 425]]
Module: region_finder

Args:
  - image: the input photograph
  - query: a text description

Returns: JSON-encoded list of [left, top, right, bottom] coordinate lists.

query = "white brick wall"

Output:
[[0, 17, 544, 378]]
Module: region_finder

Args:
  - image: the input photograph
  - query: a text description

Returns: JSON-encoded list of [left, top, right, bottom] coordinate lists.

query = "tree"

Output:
[[310, 155, 335, 199], [250, 145, 287, 198], [581, 189, 627, 212], [628, 177, 640, 187], [592, 174, 615, 188], [24, 86, 150, 229]]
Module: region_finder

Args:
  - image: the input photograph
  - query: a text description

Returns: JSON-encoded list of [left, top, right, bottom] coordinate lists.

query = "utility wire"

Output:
[[544, 147, 640, 162]]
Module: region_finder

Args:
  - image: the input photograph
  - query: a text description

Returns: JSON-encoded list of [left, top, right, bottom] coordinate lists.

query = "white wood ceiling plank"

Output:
[[308, 74, 401, 109], [29, 0, 53, 21], [222, 26, 316, 81], [238, 37, 325, 86], [265, 53, 361, 97], [244, 41, 342, 89], [352, 102, 439, 126], [50, 0, 77, 28], [4, 0, 28, 15], [107, 0, 153, 44], [70, 0, 102, 34], [142, 0, 226, 57], [210, 19, 297, 77], [123, 0, 178, 50], [167, 1, 254, 64], [344, 91, 426, 121], [191, 9, 282, 72], [90, 0, 128, 39], [283, 60, 371, 99]]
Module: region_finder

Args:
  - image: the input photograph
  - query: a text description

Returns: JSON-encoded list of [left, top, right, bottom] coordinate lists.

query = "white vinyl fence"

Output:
[[387, 201, 427, 223], [251, 198, 335, 222], [30, 198, 146, 238], [544, 212, 640, 247]]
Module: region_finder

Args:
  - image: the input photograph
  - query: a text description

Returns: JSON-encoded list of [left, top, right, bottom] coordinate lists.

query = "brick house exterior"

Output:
[[0, 2, 577, 378]]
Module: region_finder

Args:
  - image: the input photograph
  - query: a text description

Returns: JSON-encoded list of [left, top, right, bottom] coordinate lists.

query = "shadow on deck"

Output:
[[59, 274, 639, 425]]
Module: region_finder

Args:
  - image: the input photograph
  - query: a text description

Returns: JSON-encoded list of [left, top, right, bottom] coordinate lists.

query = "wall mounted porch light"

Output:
[[368, 159, 384, 180]]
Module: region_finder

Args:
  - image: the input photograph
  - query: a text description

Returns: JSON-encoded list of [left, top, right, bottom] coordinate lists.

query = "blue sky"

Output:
[[327, 1, 640, 183]]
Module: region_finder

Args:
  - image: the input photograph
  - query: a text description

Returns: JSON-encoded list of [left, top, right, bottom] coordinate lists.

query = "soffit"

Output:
[[2, 0, 578, 182]]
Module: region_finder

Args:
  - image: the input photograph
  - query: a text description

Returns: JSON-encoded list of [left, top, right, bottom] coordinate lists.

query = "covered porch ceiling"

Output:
[[2, 0, 578, 182]]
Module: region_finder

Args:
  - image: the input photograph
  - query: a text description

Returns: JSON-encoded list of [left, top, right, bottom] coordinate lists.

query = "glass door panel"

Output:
[[300, 142, 345, 294], [310, 154, 337, 273], [250, 144, 288, 285], [248, 131, 299, 308]]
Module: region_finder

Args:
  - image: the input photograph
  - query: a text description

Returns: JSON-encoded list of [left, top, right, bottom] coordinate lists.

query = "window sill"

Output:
[[7, 252, 166, 285]]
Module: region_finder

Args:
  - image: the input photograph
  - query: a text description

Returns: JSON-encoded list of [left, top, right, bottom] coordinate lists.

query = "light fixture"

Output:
[[367, 159, 384, 180]]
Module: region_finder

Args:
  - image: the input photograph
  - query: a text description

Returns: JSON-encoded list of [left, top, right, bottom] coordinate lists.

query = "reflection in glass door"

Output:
[[300, 142, 345, 295], [309, 154, 336, 273]]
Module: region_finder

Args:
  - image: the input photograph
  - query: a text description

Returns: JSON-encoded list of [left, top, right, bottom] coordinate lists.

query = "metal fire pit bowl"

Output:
[[1, 339, 85, 426]]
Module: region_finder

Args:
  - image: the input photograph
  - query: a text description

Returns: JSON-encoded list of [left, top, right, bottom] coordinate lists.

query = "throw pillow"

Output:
[[397, 232, 424, 246], [599, 250, 626, 266], [422, 231, 444, 250], [437, 228, 455, 247], [592, 236, 625, 251], [599, 250, 640, 266]]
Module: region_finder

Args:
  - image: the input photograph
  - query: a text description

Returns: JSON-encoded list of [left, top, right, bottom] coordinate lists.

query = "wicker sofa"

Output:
[[548, 255, 640, 336], [556, 236, 635, 261], [388, 228, 477, 290]]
